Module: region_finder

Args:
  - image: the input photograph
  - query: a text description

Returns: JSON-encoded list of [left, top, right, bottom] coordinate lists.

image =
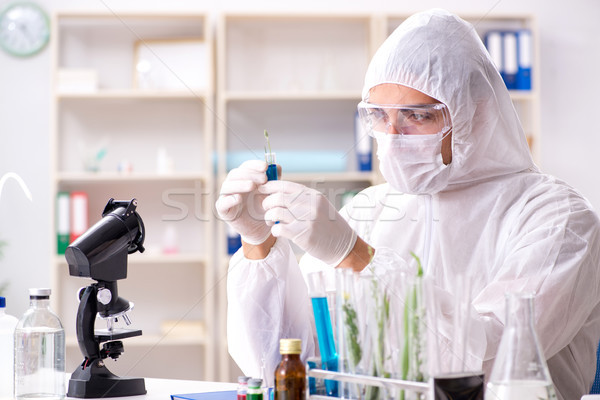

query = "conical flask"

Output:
[[485, 292, 557, 400]]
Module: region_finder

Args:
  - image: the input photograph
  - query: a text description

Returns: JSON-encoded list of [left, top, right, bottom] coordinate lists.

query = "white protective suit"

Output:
[[227, 9, 600, 399]]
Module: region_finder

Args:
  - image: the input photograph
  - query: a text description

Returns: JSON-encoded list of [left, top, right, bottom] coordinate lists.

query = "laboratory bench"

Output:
[[65, 378, 237, 400], [61, 377, 600, 400]]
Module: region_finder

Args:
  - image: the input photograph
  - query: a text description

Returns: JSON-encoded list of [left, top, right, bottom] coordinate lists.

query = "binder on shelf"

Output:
[[485, 30, 503, 78], [484, 29, 533, 91], [56, 192, 70, 255], [226, 224, 242, 255], [517, 29, 532, 90], [354, 111, 372, 172], [502, 31, 518, 90], [69, 191, 88, 243]]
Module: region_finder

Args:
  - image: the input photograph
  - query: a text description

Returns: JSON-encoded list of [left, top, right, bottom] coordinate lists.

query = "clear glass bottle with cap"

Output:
[[485, 292, 557, 400], [14, 288, 66, 400], [0, 296, 19, 398], [274, 338, 306, 400]]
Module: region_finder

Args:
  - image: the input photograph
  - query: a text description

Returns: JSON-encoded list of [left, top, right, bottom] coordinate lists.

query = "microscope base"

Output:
[[67, 360, 146, 398]]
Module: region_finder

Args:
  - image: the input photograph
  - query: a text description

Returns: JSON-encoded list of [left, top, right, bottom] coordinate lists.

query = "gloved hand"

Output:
[[259, 180, 358, 266], [215, 160, 271, 245]]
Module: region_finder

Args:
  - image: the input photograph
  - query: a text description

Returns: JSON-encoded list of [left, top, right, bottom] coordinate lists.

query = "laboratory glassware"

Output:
[[274, 338, 306, 400], [307, 270, 338, 396], [264, 130, 278, 181], [237, 376, 251, 400], [433, 372, 484, 400], [485, 292, 557, 400], [336, 267, 369, 400], [307, 357, 325, 395], [247, 379, 263, 400], [14, 288, 66, 400], [0, 296, 19, 398]]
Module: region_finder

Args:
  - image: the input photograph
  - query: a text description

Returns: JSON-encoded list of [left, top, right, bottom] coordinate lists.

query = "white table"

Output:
[[66, 378, 237, 400], [62, 377, 600, 400]]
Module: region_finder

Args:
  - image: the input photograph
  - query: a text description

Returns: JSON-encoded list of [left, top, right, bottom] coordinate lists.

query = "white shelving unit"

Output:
[[48, 10, 540, 384], [215, 13, 380, 382], [50, 12, 216, 381]]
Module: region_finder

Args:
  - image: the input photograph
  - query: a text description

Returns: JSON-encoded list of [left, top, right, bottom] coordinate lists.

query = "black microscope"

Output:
[[65, 198, 147, 398]]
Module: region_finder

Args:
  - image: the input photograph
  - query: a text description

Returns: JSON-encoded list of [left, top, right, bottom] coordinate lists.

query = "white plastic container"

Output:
[[0, 296, 19, 399]]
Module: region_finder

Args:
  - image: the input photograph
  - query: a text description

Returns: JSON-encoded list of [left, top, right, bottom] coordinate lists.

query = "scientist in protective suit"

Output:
[[216, 9, 600, 400]]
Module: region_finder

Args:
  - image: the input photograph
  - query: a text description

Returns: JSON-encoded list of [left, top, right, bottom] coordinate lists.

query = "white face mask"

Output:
[[374, 131, 451, 195]]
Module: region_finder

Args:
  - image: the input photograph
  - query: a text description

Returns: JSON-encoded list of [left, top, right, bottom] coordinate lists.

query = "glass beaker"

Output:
[[485, 292, 557, 400]]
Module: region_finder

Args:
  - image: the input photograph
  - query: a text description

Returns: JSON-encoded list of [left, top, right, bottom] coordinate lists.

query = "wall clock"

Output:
[[0, 2, 50, 57]]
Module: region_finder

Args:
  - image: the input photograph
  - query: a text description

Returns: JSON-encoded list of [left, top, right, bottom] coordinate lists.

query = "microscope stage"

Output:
[[94, 328, 142, 343]]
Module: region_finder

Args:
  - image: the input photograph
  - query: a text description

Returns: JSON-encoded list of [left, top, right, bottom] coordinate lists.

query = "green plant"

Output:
[[342, 295, 361, 367], [400, 252, 425, 400]]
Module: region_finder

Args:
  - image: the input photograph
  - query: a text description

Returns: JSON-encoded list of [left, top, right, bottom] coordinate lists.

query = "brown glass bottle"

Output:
[[274, 339, 306, 400]]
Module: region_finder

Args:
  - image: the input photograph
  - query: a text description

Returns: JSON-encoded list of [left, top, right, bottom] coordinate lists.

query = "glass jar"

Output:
[[14, 288, 65, 400]]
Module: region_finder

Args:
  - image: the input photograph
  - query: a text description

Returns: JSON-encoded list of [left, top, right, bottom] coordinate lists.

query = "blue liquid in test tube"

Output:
[[266, 162, 278, 181], [311, 296, 338, 397], [264, 130, 278, 182], [265, 152, 278, 224]]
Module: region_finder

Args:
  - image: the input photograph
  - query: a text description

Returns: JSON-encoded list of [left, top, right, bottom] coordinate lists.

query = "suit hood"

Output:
[[362, 9, 536, 186]]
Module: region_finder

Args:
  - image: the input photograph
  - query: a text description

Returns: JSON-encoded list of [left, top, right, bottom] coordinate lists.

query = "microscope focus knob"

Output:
[[97, 288, 113, 305]]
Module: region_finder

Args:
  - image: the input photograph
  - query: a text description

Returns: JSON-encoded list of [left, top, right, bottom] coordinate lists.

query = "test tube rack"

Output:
[[307, 369, 429, 399]]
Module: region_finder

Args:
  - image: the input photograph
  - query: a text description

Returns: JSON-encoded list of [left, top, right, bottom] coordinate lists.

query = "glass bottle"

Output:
[[14, 288, 66, 400], [274, 339, 306, 400], [0, 296, 19, 399], [237, 376, 251, 400], [485, 292, 557, 400], [247, 379, 263, 400]]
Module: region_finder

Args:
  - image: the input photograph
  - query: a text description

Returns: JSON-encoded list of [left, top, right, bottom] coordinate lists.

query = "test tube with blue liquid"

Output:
[[264, 130, 279, 225], [264, 130, 278, 181], [307, 271, 338, 397]]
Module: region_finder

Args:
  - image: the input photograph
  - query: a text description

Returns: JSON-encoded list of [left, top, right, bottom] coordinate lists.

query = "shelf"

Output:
[[223, 90, 534, 103], [52, 11, 216, 381], [57, 89, 209, 100], [65, 334, 207, 348], [55, 253, 207, 266], [56, 172, 209, 184], [508, 90, 538, 101], [224, 91, 361, 101], [285, 171, 377, 183]]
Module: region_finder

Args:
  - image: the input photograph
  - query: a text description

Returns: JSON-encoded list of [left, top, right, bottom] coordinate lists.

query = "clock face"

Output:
[[0, 2, 50, 57]]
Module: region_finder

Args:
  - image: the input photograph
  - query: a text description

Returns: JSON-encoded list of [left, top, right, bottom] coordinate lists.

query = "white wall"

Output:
[[1, 0, 599, 317]]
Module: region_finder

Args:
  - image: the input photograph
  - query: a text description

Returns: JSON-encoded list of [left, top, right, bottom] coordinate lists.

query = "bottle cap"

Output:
[[238, 376, 251, 384], [280, 338, 302, 354], [29, 288, 51, 298], [0, 297, 5, 308], [247, 378, 262, 389]]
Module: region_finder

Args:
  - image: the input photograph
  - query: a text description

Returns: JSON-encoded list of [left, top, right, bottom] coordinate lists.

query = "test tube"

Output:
[[264, 130, 278, 181], [265, 152, 278, 181], [307, 271, 338, 397]]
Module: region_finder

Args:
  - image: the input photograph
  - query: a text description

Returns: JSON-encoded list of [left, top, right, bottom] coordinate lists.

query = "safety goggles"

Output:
[[357, 101, 452, 138]]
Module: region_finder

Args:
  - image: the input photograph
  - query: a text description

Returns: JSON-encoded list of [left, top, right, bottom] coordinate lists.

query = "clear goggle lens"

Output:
[[357, 101, 452, 138]]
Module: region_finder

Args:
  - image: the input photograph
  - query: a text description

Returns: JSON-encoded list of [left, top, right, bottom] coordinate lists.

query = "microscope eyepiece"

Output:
[[66, 198, 145, 281]]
